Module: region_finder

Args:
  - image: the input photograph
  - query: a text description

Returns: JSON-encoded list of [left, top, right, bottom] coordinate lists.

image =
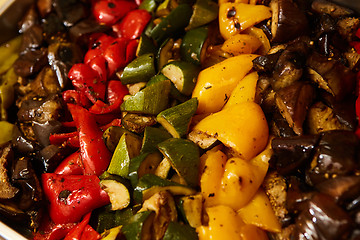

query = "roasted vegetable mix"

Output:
[[0, 0, 360, 239]]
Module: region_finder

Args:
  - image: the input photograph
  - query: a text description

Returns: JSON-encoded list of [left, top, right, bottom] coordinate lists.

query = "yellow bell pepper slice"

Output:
[[221, 34, 262, 55], [223, 71, 258, 109], [197, 205, 269, 240], [237, 188, 281, 233], [197, 205, 245, 240], [243, 26, 271, 55], [199, 149, 227, 207], [216, 154, 268, 210], [0, 121, 15, 145], [219, 3, 271, 40], [192, 54, 258, 114], [240, 224, 269, 240], [192, 102, 268, 160]]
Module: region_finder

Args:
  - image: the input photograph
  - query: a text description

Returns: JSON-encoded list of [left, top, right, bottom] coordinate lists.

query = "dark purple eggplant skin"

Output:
[[270, 0, 310, 43], [17, 94, 62, 123], [38, 144, 74, 173], [53, 0, 89, 27], [306, 52, 356, 101], [294, 193, 354, 240], [311, 0, 355, 18], [19, 24, 44, 53], [275, 81, 316, 135], [271, 134, 320, 175], [11, 157, 43, 211], [253, 51, 283, 73], [13, 48, 48, 78], [306, 130, 360, 186], [315, 176, 360, 201]]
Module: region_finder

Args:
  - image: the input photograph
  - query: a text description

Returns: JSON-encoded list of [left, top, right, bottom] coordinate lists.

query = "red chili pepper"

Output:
[[104, 38, 129, 77], [64, 213, 91, 240], [93, 0, 137, 26], [112, 9, 151, 39], [89, 80, 128, 114], [68, 63, 107, 103], [68, 104, 112, 176], [80, 225, 101, 240], [42, 173, 110, 224], [54, 151, 84, 175]]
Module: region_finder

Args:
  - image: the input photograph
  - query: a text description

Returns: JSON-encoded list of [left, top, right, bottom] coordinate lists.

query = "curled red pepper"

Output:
[[68, 63, 107, 103], [68, 103, 112, 176], [42, 173, 110, 224], [89, 80, 128, 114], [54, 151, 84, 175], [112, 9, 152, 39], [64, 213, 91, 240], [104, 38, 129, 76], [63, 90, 91, 108]]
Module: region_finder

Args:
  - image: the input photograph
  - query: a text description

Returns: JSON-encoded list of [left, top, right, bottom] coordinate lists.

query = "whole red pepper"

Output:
[[93, 0, 137, 26], [42, 173, 110, 224], [68, 103, 112, 176], [112, 9, 151, 39]]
